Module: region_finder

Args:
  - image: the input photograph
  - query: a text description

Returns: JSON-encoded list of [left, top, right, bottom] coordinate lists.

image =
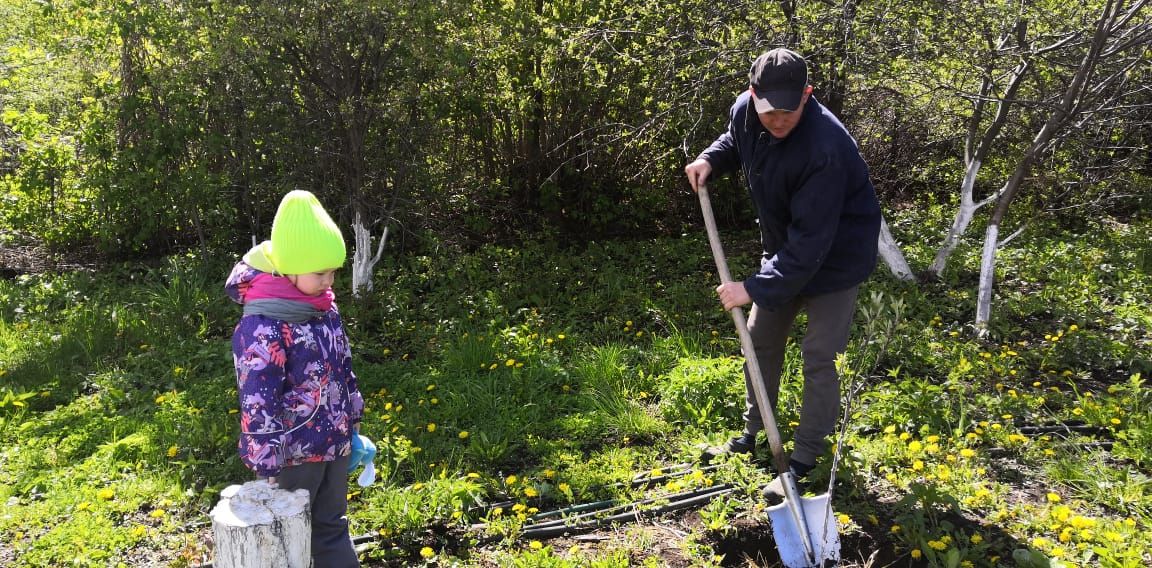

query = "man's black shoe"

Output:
[[700, 434, 755, 464], [761, 459, 814, 505]]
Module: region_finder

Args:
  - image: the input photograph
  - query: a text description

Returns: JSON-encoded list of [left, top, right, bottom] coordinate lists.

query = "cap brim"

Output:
[[752, 90, 802, 113]]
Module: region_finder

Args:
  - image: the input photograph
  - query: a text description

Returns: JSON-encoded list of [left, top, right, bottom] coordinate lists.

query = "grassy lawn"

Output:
[[1, 215, 1149, 567]]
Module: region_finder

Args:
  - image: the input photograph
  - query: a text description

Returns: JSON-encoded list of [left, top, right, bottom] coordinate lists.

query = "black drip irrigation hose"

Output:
[[1017, 420, 1110, 438], [195, 464, 735, 566], [518, 484, 737, 540], [473, 461, 721, 519], [988, 420, 1117, 455]]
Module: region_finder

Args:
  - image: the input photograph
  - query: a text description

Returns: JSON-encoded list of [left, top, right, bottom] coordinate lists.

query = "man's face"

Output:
[[754, 86, 813, 139]]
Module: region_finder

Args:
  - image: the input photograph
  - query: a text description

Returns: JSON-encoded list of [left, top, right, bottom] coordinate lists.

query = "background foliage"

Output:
[[2, 0, 1147, 259]]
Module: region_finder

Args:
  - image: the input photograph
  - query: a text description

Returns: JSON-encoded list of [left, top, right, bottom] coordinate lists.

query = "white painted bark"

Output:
[[975, 222, 999, 336], [351, 210, 387, 298], [928, 29, 1032, 279], [210, 480, 312, 568], [974, 0, 1133, 331], [877, 216, 914, 281]]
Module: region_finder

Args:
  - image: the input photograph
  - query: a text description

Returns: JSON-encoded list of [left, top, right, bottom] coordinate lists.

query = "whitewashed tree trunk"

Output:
[[210, 480, 312, 568], [877, 216, 914, 281], [975, 222, 999, 336], [921, 25, 1032, 277], [351, 210, 388, 298], [974, 0, 1132, 332]]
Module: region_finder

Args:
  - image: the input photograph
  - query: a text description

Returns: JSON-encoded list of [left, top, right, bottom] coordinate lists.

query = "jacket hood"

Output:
[[225, 258, 264, 305]]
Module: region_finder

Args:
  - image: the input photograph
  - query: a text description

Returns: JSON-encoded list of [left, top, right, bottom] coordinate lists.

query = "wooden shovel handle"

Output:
[[696, 184, 789, 476]]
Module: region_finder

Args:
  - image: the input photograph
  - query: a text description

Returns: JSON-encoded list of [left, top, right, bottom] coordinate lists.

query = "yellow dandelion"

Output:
[[506, 359, 516, 366], [912, 460, 924, 471], [489, 363, 498, 370], [971, 533, 983, 544], [77, 502, 91, 511], [420, 546, 435, 559], [426, 423, 437, 433], [908, 440, 923, 452], [506, 474, 518, 485], [960, 448, 976, 458], [97, 488, 116, 501], [458, 431, 470, 439], [524, 487, 539, 498], [149, 509, 167, 518], [529, 540, 543, 550], [837, 513, 851, 525], [166, 445, 178, 458], [911, 549, 922, 559], [558, 483, 570, 493], [928, 540, 947, 551], [1047, 492, 1061, 503], [426, 384, 436, 391]]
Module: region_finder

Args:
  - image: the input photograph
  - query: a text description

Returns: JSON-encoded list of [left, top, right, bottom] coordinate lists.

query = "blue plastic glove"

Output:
[[347, 434, 377, 486], [348, 433, 366, 473]]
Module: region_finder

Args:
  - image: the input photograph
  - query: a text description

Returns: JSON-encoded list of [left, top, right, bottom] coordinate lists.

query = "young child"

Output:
[[226, 190, 364, 568]]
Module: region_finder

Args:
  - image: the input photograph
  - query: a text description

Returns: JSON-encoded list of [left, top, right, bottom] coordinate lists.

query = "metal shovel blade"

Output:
[[765, 492, 841, 568]]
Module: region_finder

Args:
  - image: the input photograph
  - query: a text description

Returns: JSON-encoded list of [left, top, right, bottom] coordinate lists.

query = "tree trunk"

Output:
[[927, 26, 1032, 279], [974, 0, 1126, 332], [351, 208, 388, 297], [210, 480, 312, 568], [877, 216, 914, 281]]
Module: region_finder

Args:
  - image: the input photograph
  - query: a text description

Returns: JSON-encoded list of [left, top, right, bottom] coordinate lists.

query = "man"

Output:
[[685, 48, 881, 484]]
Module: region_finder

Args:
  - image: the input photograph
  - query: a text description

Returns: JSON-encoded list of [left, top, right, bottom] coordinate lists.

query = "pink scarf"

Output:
[[244, 273, 335, 312]]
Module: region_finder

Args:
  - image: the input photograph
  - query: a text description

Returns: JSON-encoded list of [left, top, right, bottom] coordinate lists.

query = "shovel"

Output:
[[696, 184, 840, 568]]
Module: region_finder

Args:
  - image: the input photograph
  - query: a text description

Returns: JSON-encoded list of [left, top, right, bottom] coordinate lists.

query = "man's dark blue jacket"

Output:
[[699, 91, 881, 309]]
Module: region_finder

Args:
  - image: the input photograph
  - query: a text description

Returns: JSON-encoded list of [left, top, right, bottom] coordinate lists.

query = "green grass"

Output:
[[1, 215, 1150, 567]]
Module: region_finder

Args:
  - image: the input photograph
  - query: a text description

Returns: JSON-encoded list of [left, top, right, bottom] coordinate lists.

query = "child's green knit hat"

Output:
[[251, 190, 345, 275]]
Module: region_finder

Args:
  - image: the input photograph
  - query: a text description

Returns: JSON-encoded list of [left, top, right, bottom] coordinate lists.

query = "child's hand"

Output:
[[348, 434, 378, 486], [348, 434, 376, 473]]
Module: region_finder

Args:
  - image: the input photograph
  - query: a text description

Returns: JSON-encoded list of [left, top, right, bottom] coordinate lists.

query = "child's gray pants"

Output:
[[277, 455, 360, 568]]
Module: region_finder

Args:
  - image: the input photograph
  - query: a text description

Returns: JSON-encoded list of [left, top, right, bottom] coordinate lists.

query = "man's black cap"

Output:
[[749, 48, 808, 113]]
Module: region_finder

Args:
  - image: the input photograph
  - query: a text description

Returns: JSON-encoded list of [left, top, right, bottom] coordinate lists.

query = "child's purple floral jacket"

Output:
[[226, 261, 364, 477]]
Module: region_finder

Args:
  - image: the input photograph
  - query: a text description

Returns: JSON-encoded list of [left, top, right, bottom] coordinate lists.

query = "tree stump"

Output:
[[210, 479, 312, 568]]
